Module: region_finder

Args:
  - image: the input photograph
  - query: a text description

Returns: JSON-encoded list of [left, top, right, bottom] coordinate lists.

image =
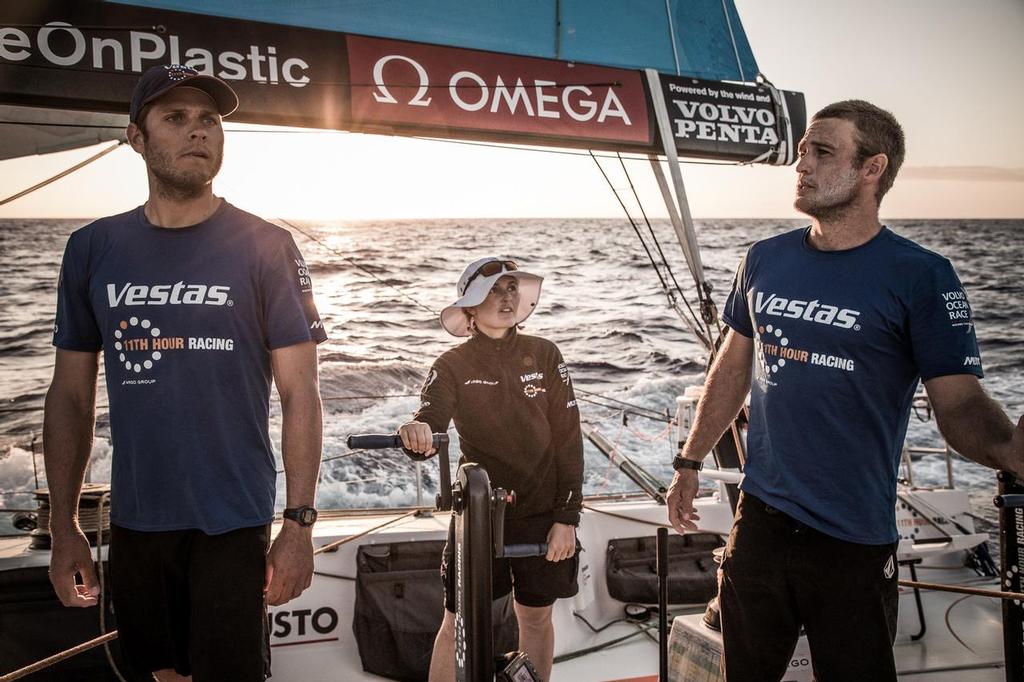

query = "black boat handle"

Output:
[[345, 433, 452, 511], [500, 543, 548, 558]]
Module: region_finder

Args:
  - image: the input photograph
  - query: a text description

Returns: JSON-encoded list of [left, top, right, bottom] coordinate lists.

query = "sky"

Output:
[[0, 0, 1021, 220]]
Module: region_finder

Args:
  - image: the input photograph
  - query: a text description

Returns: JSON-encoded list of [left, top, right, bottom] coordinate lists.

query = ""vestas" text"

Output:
[[753, 291, 860, 330], [107, 282, 231, 307]]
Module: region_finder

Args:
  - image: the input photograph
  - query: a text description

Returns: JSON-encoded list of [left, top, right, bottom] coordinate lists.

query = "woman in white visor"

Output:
[[399, 256, 584, 682]]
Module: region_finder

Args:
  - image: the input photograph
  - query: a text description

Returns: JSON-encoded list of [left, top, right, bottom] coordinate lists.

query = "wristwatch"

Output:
[[283, 505, 318, 527], [672, 455, 704, 472]]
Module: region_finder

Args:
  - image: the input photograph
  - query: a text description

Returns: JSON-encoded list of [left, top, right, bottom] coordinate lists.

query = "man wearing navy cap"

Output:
[[43, 65, 328, 681]]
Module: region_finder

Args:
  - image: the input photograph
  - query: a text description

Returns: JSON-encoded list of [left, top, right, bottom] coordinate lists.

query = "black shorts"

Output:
[[109, 523, 271, 682], [441, 513, 580, 611], [718, 493, 899, 682]]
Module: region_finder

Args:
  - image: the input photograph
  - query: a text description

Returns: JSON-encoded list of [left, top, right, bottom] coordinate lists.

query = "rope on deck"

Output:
[[0, 631, 119, 682], [313, 510, 420, 555], [1, 511, 421, 679], [899, 578, 1024, 602]]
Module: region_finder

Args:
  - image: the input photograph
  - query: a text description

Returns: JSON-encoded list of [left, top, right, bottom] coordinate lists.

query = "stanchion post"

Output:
[[998, 471, 1024, 682], [657, 526, 669, 682]]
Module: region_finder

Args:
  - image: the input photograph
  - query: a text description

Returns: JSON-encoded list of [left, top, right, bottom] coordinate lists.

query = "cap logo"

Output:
[[164, 64, 197, 81]]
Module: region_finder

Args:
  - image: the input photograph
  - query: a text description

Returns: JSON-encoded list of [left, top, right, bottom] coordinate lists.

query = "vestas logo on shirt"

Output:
[[753, 291, 860, 330], [106, 282, 232, 307]]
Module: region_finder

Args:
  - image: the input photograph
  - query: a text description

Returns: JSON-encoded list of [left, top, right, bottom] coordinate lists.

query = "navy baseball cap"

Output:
[[129, 64, 239, 123]]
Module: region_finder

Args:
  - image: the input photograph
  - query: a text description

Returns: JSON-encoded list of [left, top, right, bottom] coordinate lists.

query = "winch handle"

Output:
[[501, 543, 549, 558], [346, 433, 447, 452], [345, 433, 452, 511]]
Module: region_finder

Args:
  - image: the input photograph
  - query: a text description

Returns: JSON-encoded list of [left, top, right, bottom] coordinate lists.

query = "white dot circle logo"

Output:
[[113, 318, 163, 374], [757, 324, 789, 374]]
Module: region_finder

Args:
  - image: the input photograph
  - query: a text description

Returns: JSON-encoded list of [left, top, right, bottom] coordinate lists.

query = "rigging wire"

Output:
[[589, 152, 672, 295], [663, 0, 682, 77], [573, 389, 669, 421], [322, 393, 418, 401], [720, 0, 746, 82], [0, 141, 124, 207], [616, 152, 708, 338], [573, 387, 662, 412], [588, 151, 711, 348], [276, 449, 367, 475], [428, 135, 746, 165], [274, 218, 438, 316], [0, 391, 667, 419]]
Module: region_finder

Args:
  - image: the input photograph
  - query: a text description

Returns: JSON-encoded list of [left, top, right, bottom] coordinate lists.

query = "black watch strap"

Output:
[[283, 505, 318, 526], [672, 455, 704, 472]]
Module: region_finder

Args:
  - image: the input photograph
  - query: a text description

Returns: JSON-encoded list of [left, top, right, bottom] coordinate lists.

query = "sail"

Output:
[[0, 1, 804, 162], [0, 105, 123, 160], [109, 0, 760, 82]]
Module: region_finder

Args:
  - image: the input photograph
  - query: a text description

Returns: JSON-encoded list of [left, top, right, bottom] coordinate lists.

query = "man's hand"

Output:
[[49, 528, 100, 607], [264, 523, 314, 606], [545, 522, 576, 562], [667, 469, 701, 534], [399, 420, 436, 456]]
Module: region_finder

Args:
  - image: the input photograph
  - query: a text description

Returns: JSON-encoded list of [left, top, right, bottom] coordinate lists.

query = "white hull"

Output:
[[0, 487, 1004, 681]]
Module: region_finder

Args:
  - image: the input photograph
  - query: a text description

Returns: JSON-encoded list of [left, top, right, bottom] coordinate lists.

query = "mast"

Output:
[[643, 68, 718, 350]]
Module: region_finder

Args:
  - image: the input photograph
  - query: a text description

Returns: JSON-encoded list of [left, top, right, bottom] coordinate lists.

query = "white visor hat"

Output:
[[439, 257, 543, 337]]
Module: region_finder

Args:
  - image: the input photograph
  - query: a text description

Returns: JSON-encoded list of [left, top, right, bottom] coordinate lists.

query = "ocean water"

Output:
[[1, 217, 1021, 534]]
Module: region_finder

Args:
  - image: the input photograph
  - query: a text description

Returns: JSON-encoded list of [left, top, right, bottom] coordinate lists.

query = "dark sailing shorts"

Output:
[[718, 492, 900, 682], [109, 523, 271, 682], [441, 512, 580, 610]]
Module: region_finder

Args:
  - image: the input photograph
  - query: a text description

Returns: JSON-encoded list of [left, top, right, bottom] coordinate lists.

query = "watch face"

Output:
[[300, 508, 317, 525]]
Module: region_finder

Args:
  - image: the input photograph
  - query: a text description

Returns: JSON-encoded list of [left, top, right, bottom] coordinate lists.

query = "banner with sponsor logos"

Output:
[[0, 0, 350, 129], [0, 0, 804, 162], [658, 74, 806, 164], [346, 35, 650, 150]]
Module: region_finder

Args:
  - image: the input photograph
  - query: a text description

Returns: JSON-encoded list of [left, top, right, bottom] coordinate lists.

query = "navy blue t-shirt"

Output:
[[53, 201, 327, 534], [723, 227, 982, 544]]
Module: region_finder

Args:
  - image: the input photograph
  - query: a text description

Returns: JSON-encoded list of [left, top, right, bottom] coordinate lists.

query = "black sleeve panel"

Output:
[[545, 344, 584, 525], [412, 357, 457, 435]]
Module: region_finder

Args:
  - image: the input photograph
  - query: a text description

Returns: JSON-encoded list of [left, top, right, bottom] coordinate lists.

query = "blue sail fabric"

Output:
[[108, 0, 759, 81]]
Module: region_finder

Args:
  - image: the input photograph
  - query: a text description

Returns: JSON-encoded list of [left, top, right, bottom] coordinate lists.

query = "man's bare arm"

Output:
[[682, 330, 754, 461], [43, 348, 101, 606], [925, 374, 1024, 477], [265, 341, 322, 606], [668, 329, 753, 533]]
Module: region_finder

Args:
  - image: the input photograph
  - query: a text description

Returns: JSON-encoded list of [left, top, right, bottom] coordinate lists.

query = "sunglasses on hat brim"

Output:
[[464, 259, 518, 291]]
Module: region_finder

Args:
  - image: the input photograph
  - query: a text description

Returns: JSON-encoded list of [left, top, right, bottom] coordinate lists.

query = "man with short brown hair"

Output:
[[44, 65, 327, 681], [667, 100, 1023, 680]]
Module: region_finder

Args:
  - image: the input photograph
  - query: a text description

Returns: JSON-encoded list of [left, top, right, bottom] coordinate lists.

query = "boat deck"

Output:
[[0, 494, 1007, 681]]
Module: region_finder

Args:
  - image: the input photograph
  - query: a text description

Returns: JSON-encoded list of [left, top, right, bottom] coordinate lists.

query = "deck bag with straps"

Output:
[[605, 533, 724, 604], [353, 539, 518, 681]]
